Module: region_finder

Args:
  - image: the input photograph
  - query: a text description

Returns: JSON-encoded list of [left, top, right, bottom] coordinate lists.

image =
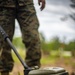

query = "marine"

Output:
[[0, 0, 45, 75]]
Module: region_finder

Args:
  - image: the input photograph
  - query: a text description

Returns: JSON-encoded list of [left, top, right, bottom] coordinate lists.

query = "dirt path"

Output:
[[9, 57, 75, 75], [10, 63, 73, 75]]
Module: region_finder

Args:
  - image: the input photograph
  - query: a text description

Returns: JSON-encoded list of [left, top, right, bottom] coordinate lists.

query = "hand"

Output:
[[38, 0, 46, 11]]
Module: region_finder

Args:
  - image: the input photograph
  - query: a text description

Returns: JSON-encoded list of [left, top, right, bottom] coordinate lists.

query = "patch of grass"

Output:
[[12, 49, 25, 63], [41, 54, 58, 65]]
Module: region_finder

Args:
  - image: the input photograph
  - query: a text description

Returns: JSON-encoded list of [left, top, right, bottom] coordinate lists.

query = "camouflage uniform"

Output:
[[0, 0, 41, 72]]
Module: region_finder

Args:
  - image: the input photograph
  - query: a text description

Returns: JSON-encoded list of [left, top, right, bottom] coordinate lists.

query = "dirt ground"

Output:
[[10, 58, 75, 75]]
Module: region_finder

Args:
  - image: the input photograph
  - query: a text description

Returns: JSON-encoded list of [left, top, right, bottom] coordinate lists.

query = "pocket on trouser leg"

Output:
[[0, 60, 14, 72]]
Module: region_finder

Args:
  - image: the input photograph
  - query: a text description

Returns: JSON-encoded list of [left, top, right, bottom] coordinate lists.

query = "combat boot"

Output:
[[30, 66, 40, 70], [1, 72, 9, 75]]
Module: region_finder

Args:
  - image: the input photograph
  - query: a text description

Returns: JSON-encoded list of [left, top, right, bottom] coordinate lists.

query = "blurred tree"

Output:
[[68, 40, 75, 57], [60, 0, 75, 56], [70, 0, 75, 20], [40, 32, 51, 55], [50, 36, 61, 50], [41, 36, 61, 55], [69, 0, 75, 58], [65, 40, 75, 51]]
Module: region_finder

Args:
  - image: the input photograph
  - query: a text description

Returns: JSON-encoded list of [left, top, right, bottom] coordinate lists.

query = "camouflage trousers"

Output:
[[0, 3, 41, 72]]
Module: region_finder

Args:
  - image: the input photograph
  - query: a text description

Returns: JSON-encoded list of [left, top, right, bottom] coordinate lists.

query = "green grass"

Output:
[[41, 56, 57, 65], [12, 49, 71, 65], [12, 49, 25, 63]]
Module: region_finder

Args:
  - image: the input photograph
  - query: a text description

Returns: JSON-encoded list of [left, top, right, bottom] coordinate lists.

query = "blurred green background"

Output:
[[11, 35, 75, 75]]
